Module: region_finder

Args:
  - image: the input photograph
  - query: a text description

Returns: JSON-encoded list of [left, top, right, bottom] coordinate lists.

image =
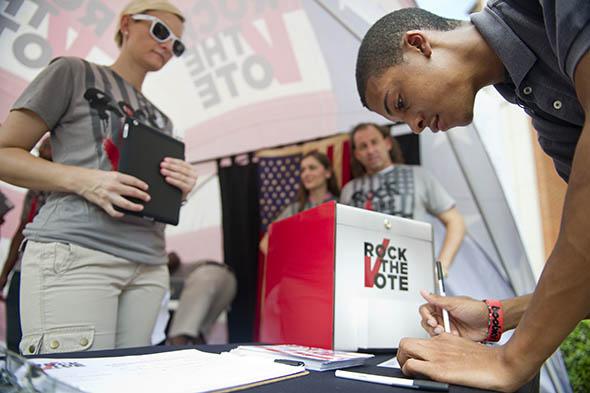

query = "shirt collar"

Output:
[[471, 7, 536, 89], [377, 164, 395, 175]]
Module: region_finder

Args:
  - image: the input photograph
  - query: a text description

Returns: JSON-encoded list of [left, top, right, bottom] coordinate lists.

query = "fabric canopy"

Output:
[[0, 2, 571, 391]]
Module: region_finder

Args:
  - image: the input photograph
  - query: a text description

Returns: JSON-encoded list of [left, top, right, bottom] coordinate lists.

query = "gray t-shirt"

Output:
[[472, 0, 590, 182], [12, 57, 174, 265], [339, 165, 454, 222]]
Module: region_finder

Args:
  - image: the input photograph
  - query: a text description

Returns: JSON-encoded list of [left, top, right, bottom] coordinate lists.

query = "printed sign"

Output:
[[333, 205, 434, 350]]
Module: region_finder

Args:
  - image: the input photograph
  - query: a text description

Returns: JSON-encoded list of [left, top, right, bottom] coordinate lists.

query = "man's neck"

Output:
[[366, 163, 394, 177], [434, 24, 505, 90]]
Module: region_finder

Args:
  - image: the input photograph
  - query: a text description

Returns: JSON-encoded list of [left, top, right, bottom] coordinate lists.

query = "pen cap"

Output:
[[274, 359, 305, 367], [435, 261, 446, 292], [416, 379, 449, 392], [435, 260, 443, 279]]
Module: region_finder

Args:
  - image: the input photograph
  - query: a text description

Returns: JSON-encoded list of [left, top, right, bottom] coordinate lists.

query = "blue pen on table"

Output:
[[435, 260, 451, 333], [335, 370, 449, 392]]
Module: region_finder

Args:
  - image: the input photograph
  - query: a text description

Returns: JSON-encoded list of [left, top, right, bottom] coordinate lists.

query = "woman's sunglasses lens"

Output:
[[173, 40, 185, 57], [152, 21, 170, 41]]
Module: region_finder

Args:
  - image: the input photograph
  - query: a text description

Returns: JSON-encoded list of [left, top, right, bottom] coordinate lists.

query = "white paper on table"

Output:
[[377, 356, 401, 369], [32, 349, 305, 393]]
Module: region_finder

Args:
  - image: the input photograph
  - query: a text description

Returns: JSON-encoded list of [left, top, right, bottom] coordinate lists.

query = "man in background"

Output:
[[340, 122, 465, 275]]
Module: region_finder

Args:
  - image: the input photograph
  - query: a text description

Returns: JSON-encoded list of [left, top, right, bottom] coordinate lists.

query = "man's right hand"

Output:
[[76, 168, 150, 218], [419, 290, 489, 342]]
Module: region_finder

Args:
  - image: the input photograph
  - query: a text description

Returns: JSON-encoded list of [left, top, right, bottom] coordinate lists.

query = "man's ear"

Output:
[[384, 136, 393, 152], [403, 30, 432, 58]]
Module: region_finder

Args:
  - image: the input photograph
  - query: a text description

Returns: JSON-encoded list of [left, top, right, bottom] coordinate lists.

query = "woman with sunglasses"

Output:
[[0, 0, 196, 354]]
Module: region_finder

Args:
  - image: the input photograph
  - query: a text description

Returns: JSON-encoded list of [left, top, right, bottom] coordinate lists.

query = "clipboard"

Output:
[[116, 119, 185, 225]]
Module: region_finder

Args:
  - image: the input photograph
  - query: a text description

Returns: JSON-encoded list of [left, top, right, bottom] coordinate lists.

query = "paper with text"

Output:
[[33, 349, 306, 393]]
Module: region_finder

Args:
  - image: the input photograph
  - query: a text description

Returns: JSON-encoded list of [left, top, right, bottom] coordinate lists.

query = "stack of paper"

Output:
[[32, 349, 307, 393], [229, 345, 374, 371]]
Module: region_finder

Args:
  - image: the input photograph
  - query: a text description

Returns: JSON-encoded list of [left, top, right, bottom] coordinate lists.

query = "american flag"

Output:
[[257, 153, 301, 230], [256, 134, 351, 232]]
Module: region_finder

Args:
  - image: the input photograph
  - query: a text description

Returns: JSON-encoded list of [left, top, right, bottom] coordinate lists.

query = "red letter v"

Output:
[[364, 238, 390, 287]]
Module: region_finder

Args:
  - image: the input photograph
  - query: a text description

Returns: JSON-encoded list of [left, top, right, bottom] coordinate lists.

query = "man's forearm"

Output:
[[438, 212, 465, 272], [504, 241, 590, 370], [438, 229, 463, 268], [502, 53, 590, 372], [501, 294, 589, 332], [502, 294, 531, 330]]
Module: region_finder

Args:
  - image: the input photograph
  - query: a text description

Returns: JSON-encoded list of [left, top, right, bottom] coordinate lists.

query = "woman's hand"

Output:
[[160, 157, 197, 201], [77, 168, 150, 218], [419, 290, 489, 342]]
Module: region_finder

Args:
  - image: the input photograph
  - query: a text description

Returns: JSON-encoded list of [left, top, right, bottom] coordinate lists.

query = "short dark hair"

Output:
[[350, 123, 405, 178], [356, 7, 462, 107]]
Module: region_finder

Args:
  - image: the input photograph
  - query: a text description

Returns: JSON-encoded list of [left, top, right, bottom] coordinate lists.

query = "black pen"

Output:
[[274, 359, 305, 367]]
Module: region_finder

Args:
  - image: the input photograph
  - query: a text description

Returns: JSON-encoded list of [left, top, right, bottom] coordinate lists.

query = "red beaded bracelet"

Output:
[[483, 299, 504, 342]]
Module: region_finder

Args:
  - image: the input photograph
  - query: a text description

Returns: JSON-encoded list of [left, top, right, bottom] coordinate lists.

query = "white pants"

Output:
[[19, 241, 168, 355]]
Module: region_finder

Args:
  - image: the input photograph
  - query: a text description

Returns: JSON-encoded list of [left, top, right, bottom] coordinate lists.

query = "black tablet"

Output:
[[116, 119, 185, 225]]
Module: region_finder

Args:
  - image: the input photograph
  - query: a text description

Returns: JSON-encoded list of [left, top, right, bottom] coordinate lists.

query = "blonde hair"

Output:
[[114, 0, 185, 47]]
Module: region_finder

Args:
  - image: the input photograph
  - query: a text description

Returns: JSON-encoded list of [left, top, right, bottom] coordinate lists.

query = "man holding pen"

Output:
[[355, 1, 590, 392]]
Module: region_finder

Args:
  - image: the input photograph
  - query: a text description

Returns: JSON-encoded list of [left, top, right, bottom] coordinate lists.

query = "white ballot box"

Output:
[[260, 202, 436, 350]]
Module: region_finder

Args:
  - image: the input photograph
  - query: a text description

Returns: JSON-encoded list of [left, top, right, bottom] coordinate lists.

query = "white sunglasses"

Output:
[[131, 14, 185, 57]]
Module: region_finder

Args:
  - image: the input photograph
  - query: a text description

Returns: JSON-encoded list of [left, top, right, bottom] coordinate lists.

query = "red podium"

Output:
[[259, 201, 436, 350]]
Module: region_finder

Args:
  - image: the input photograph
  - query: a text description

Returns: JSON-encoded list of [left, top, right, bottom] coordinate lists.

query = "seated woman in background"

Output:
[[260, 150, 340, 254]]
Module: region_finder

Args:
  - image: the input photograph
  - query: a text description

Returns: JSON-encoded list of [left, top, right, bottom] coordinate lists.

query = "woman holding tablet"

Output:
[[0, 0, 196, 354]]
